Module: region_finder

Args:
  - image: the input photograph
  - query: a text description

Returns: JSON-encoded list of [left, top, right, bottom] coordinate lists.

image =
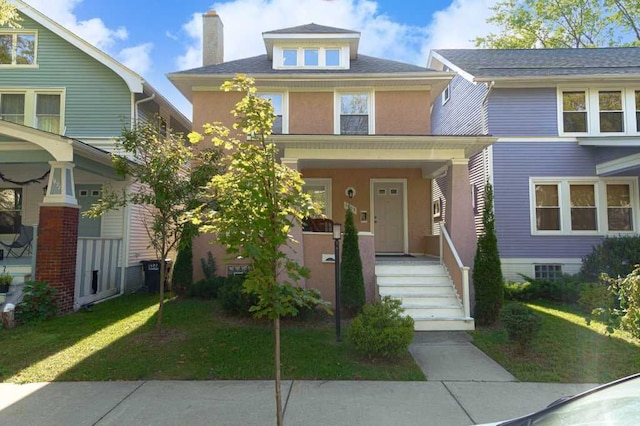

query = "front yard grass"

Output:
[[0, 293, 424, 383], [471, 301, 640, 383]]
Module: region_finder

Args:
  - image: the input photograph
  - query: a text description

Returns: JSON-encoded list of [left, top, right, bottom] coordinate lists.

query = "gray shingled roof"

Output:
[[434, 48, 640, 79], [263, 23, 359, 35], [175, 54, 437, 75]]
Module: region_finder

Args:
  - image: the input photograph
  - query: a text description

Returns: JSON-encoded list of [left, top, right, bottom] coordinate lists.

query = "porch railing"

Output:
[[439, 223, 471, 318], [76, 238, 123, 306]]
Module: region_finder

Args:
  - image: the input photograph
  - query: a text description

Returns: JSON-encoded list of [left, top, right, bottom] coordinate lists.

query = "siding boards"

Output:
[[431, 75, 486, 135], [493, 141, 603, 258], [0, 16, 132, 137], [595, 146, 640, 164], [468, 149, 489, 236], [487, 88, 558, 136]]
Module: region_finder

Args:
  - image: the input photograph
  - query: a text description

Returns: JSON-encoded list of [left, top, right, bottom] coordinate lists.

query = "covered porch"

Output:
[[0, 121, 126, 311], [277, 134, 495, 329]]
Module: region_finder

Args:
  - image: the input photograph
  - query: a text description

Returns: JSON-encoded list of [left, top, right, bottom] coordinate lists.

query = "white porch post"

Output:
[[43, 161, 78, 206]]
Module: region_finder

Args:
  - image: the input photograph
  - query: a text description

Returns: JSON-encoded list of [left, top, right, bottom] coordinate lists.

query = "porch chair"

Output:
[[0, 225, 34, 258]]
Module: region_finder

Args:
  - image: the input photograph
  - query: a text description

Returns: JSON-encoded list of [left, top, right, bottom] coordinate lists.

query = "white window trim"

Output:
[[334, 90, 375, 135], [442, 84, 451, 105], [0, 88, 66, 134], [257, 91, 288, 134], [273, 45, 349, 70], [529, 176, 639, 236], [557, 86, 640, 136], [303, 178, 332, 218], [0, 30, 38, 67]]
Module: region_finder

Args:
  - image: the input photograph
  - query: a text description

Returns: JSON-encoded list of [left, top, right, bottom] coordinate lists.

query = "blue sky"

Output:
[[20, 0, 499, 117]]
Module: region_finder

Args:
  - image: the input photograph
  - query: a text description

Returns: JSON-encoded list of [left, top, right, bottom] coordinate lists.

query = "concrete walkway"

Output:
[[0, 332, 598, 425]]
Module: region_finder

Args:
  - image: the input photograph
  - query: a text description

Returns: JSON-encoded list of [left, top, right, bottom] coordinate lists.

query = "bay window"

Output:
[[531, 178, 637, 235]]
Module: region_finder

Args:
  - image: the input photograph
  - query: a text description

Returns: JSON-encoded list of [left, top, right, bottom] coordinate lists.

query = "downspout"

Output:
[[134, 92, 156, 126]]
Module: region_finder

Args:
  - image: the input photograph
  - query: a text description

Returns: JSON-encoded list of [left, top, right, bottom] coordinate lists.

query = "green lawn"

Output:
[[471, 301, 640, 383], [0, 293, 424, 383]]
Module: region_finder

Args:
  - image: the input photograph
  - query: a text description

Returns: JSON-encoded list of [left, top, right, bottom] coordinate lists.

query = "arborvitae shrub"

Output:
[[340, 208, 366, 316], [499, 303, 541, 353], [172, 234, 194, 297]]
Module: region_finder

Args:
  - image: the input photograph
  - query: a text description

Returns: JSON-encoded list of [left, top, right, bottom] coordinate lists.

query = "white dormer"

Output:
[[262, 23, 360, 70]]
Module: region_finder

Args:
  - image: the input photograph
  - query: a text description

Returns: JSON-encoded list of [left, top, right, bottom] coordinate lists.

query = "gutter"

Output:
[[134, 92, 156, 126]]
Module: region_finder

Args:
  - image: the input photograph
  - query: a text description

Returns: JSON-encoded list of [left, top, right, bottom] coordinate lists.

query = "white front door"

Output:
[[373, 181, 405, 253]]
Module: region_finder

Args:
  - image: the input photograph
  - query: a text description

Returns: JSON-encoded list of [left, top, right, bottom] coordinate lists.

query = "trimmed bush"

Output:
[[578, 283, 615, 314], [504, 275, 583, 304], [188, 276, 226, 300], [473, 182, 504, 325], [340, 208, 366, 316], [16, 281, 59, 324], [580, 236, 640, 281], [347, 296, 414, 360], [219, 275, 258, 316], [499, 303, 542, 352], [172, 236, 194, 297]]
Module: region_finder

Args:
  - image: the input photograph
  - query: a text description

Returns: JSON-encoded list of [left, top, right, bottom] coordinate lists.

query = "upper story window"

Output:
[[530, 177, 637, 235], [258, 93, 286, 134], [0, 31, 36, 66], [275, 46, 346, 69], [0, 90, 64, 134], [559, 87, 640, 136], [442, 84, 451, 105], [0, 188, 22, 234], [337, 92, 372, 135]]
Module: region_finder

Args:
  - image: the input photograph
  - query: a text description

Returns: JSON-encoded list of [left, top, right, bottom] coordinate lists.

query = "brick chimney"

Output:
[[203, 11, 224, 66]]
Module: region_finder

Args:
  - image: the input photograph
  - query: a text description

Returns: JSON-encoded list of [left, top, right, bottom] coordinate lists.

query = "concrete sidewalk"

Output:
[[0, 332, 599, 425], [0, 380, 597, 425]]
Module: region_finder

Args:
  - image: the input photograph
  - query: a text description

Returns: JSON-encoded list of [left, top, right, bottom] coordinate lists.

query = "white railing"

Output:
[[75, 238, 122, 307], [439, 223, 471, 318]]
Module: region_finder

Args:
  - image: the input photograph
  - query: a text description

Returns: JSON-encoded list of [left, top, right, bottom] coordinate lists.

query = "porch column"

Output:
[[281, 158, 306, 286], [36, 161, 80, 313], [444, 159, 477, 268]]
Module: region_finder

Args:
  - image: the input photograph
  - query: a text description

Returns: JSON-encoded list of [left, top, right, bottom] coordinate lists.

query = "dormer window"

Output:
[[275, 46, 346, 69]]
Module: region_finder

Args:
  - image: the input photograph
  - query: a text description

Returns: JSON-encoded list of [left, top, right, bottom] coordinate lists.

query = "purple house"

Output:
[[428, 48, 640, 281]]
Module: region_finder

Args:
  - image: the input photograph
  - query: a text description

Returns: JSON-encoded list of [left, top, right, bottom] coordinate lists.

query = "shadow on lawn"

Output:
[[0, 292, 161, 382], [474, 302, 640, 384]]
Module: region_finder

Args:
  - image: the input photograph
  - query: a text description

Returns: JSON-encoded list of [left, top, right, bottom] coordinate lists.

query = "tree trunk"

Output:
[[157, 257, 165, 334], [274, 317, 283, 426]]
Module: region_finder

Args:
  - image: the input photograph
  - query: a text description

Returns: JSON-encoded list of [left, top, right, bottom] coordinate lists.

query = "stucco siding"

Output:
[[289, 92, 333, 134], [487, 88, 558, 136], [375, 90, 430, 135], [1, 16, 132, 138], [431, 75, 486, 135], [493, 141, 604, 259]]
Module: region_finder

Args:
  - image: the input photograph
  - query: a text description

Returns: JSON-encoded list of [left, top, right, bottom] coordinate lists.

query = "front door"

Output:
[[373, 181, 405, 253]]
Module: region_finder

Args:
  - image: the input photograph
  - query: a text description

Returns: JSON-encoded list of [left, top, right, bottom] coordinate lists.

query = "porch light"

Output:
[[332, 222, 342, 342]]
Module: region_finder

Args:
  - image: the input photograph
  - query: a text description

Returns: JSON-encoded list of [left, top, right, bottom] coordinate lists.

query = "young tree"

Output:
[[0, 0, 21, 27], [475, 0, 640, 48], [189, 74, 328, 426], [340, 208, 365, 315], [472, 181, 504, 326], [87, 122, 220, 333]]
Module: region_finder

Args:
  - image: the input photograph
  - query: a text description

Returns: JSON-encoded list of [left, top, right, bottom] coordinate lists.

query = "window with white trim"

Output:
[[534, 264, 563, 280], [442, 84, 451, 105], [0, 188, 22, 234], [337, 92, 371, 135], [0, 31, 36, 65], [275, 46, 346, 69], [0, 90, 64, 133], [303, 178, 332, 218], [530, 178, 637, 235], [258, 93, 286, 134], [559, 87, 640, 136]]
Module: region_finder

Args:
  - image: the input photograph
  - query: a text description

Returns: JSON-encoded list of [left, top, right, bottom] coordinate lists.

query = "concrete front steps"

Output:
[[375, 261, 474, 331]]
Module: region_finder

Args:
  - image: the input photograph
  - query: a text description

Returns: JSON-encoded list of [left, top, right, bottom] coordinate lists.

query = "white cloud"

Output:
[[176, 0, 499, 71], [118, 43, 153, 75], [23, 0, 128, 50]]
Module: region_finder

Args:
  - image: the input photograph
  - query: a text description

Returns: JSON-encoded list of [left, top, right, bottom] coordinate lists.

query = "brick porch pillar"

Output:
[[35, 161, 79, 313]]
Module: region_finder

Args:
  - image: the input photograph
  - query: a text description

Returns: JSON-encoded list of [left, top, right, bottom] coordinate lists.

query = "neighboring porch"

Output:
[[1, 121, 127, 312]]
